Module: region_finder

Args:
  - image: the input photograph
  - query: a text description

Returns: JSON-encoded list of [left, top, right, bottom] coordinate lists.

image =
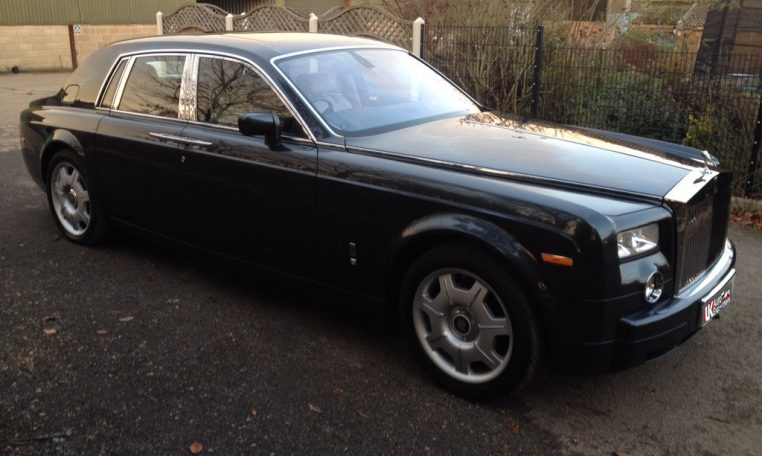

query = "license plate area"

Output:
[[700, 269, 735, 327]]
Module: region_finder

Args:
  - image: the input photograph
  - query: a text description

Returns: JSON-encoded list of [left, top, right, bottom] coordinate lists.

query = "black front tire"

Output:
[[399, 243, 541, 400]]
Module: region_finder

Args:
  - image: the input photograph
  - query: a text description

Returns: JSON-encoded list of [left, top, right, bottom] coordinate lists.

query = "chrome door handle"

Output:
[[149, 132, 213, 147]]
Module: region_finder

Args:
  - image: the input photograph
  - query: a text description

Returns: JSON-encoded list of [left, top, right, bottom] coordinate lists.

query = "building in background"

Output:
[[0, 0, 190, 72]]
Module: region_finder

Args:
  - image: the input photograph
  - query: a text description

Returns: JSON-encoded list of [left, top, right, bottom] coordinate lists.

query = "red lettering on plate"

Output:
[[704, 303, 713, 322]]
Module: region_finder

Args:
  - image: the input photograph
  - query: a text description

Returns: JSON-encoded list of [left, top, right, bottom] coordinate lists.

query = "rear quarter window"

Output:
[[99, 59, 127, 109]]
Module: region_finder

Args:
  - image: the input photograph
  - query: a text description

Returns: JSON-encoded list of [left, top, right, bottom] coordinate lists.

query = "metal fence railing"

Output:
[[425, 25, 762, 199]]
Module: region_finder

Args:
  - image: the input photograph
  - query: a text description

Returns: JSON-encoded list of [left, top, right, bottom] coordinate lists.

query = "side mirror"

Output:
[[238, 112, 281, 147]]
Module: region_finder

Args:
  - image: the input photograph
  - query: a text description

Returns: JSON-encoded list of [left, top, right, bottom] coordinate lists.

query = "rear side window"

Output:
[[118, 55, 186, 118], [196, 57, 306, 137], [100, 59, 127, 109]]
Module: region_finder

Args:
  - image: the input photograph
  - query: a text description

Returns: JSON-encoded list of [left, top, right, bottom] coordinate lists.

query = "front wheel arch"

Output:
[[386, 214, 543, 312]]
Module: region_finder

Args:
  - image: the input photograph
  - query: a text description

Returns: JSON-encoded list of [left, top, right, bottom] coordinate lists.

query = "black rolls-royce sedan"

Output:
[[20, 33, 736, 399]]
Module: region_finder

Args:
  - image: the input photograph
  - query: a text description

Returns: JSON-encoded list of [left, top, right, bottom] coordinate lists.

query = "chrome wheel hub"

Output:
[[67, 188, 78, 207], [449, 309, 474, 339], [51, 162, 91, 236], [412, 268, 514, 384]]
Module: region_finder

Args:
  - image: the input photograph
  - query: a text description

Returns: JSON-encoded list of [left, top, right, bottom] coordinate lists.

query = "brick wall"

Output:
[[0, 26, 72, 72], [75, 24, 157, 63], [0, 24, 157, 73]]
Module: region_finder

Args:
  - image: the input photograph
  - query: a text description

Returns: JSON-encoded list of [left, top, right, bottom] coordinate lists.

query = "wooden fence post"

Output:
[[156, 11, 163, 35], [412, 17, 424, 57], [309, 13, 318, 33], [225, 13, 234, 31]]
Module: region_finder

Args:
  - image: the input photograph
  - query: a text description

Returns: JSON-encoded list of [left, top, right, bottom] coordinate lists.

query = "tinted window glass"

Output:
[[100, 59, 127, 109], [118, 55, 185, 117], [276, 49, 479, 136], [196, 57, 306, 138]]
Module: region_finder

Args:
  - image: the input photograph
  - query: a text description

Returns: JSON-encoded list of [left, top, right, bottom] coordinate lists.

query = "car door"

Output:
[[96, 54, 189, 237], [178, 55, 318, 276]]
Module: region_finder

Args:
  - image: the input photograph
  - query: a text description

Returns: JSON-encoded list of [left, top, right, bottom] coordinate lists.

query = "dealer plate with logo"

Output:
[[700, 269, 735, 327]]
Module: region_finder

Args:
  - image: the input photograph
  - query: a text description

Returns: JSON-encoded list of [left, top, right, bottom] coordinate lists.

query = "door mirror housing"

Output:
[[238, 112, 281, 147]]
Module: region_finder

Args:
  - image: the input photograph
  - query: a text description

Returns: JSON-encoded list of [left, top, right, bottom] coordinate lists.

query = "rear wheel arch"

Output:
[[40, 131, 86, 185]]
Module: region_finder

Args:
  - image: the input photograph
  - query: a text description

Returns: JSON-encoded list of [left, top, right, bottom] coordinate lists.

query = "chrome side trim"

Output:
[[270, 44, 395, 61], [178, 56, 195, 121], [149, 132, 212, 146], [664, 168, 720, 204], [112, 56, 135, 109], [109, 108, 187, 125]]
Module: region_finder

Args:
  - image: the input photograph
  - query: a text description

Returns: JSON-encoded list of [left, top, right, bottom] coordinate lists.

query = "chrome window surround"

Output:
[[95, 59, 128, 110], [183, 53, 311, 141], [97, 53, 189, 119], [269, 45, 484, 139], [94, 49, 315, 142]]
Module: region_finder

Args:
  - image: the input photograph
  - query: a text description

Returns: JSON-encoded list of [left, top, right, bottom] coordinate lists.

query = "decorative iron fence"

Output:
[[425, 25, 762, 199]]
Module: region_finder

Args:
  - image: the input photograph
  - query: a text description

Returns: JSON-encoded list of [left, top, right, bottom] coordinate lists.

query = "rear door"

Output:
[[178, 55, 318, 276], [96, 54, 189, 237]]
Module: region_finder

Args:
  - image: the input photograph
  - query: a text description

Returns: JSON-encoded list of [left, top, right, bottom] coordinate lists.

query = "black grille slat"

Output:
[[674, 173, 732, 293]]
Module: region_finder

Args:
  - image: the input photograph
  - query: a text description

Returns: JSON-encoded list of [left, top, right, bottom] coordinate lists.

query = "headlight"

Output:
[[617, 224, 659, 259]]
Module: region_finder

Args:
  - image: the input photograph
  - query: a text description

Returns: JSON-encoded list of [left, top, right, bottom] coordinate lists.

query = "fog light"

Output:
[[644, 272, 664, 304]]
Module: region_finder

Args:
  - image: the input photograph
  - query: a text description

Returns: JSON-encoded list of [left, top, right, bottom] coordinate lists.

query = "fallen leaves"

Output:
[[119, 315, 134, 323], [505, 421, 521, 435], [731, 209, 762, 230], [42, 315, 61, 335], [96, 329, 109, 336], [250, 408, 257, 417], [187, 441, 204, 455], [331, 387, 345, 397], [307, 402, 322, 414]]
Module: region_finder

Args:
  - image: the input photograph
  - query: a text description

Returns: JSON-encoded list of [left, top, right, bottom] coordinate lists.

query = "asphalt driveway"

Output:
[[1, 72, 761, 455]]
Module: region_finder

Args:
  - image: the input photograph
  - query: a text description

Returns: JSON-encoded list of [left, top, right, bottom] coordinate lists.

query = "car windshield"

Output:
[[275, 48, 481, 136]]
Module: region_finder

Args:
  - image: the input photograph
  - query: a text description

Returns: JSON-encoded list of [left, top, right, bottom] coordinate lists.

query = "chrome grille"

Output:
[[674, 173, 731, 293]]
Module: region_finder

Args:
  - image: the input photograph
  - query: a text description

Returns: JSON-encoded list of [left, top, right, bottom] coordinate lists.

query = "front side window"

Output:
[[118, 55, 186, 117], [196, 57, 306, 138], [275, 48, 480, 136]]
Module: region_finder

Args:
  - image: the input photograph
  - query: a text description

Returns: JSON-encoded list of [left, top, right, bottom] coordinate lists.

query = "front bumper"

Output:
[[549, 239, 736, 374]]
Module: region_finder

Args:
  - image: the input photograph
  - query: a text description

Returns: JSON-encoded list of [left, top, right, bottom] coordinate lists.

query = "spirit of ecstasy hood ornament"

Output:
[[693, 150, 715, 184], [702, 150, 713, 171]]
